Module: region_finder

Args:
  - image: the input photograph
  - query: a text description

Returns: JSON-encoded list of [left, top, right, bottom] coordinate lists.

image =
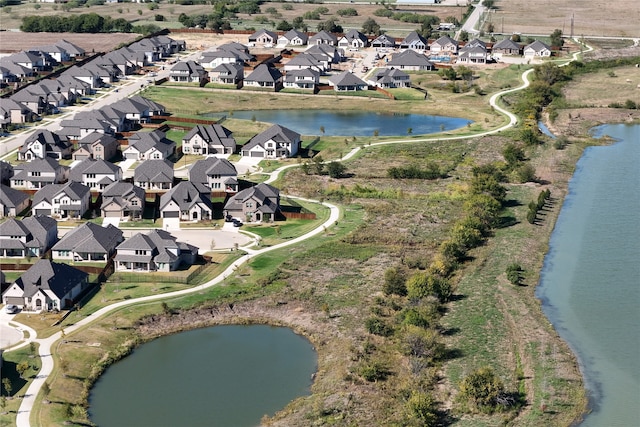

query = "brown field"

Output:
[[562, 65, 640, 108], [487, 0, 640, 38], [0, 31, 139, 54]]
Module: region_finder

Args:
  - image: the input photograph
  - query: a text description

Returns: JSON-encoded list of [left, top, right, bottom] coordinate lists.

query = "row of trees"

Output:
[[21, 13, 133, 33], [526, 189, 551, 224]]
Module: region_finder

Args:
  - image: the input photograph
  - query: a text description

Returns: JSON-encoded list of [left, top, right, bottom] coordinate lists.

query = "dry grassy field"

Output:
[[0, 31, 139, 54], [487, 0, 640, 38]]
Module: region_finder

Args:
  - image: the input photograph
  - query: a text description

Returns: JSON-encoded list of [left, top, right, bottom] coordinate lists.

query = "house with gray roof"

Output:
[[338, 29, 369, 49], [59, 115, 114, 140], [278, 29, 308, 46], [284, 68, 320, 90], [134, 159, 174, 191], [52, 222, 123, 262], [208, 63, 244, 88], [241, 124, 301, 159], [68, 158, 123, 191], [10, 90, 47, 115], [309, 30, 338, 46], [400, 31, 428, 51], [371, 68, 411, 88], [223, 182, 280, 223], [1, 259, 88, 311], [31, 44, 69, 64], [328, 71, 368, 92], [32, 181, 90, 219], [159, 181, 213, 222], [10, 158, 67, 190], [492, 38, 522, 57], [73, 132, 119, 161], [305, 44, 343, 64], [524, 40, 551, 58], [61, 64, 103, 89], [123, 130, 176, 161], [18, 129, 73, 161], [386, 49, 435, 71], [249, 29, 278, 46], [182, 124, 236, 156], [101, 181, 145, 220], [0, 98, 38, 127], [244, 64, 283, 91], [55, 39, 85, 58], [188, 157, 238, 193], [0, 184, 30, 218], [429, 35, 459, 57], [114, 229, 198, 273], [169, 60, 207, 83], [283, 53, 327, 74], [0, 215, 57, 258], [371, 34, 396, 49], [458, 40, 488, 64]]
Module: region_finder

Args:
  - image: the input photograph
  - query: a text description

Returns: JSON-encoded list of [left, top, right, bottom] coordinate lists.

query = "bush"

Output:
[[505, 263, 522, 285], [516, 163, 537, 183], [383, 267, 407, 296], [359, 361, 390, 382], [365, 317, 394, 337], [337, 8, 358, 16], [553, 135, 569, 150], [458, 367, 506, 412]]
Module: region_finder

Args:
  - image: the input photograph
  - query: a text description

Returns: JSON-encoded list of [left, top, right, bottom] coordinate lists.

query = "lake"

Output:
[[536, 123, 640, 426], [220, 109, 472, 136], [89, 324, 317, 427]]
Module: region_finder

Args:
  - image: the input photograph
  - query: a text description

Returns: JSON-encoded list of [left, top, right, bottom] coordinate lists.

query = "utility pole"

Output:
[[570, 13, 574, 38]]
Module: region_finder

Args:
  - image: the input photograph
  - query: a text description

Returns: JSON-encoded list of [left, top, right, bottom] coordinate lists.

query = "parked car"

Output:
[[225, 214, 234, 222], [4, 304, 19, 314], [232, 219, 243, 227]]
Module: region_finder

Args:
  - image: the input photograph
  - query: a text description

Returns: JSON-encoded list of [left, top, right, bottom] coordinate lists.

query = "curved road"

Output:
[[9, 39, 591, 427]]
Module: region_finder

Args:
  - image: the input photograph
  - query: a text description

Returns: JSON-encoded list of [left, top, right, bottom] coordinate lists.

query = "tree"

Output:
[[457, 65, 473, 82], [502, 143, 526, 166], [459, 367, 507, 411], [550, 28, 563, 47], [276, 20, 292, 31], [362, 17, 381, 35], [439, 67, 457, 81], [520, 127, 541, 146], [327, 161, 347, 178], [459, 30, 469, 42], [292, 16, 306, 31], [407, 390, 438, 424], [17, 360, 30, 380], [317, 18, 342, 33], [2, 378, 11, 397], [383, 267, 407, 296], [484, 0, 496, 9], [312, 155, 324, 175]]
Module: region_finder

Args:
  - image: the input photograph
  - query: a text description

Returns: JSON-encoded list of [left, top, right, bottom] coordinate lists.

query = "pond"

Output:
[[89, 324, 317, 427], [214, 109, 472, 137]]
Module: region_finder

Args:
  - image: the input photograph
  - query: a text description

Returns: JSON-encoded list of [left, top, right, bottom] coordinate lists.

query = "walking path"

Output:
[[7, 39, 591, 427]]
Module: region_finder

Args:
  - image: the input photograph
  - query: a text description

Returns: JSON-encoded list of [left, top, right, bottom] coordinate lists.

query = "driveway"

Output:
[[234, 156, 262, 175], [119, 226, 253, 253], [0, 311, 23, 349]]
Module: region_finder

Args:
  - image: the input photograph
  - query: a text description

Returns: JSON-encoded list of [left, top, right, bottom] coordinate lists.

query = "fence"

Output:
[[281, 211, 317, 220]]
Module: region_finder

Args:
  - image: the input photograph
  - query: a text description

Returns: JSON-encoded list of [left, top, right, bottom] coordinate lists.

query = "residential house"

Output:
[[429, 35, 459, 57], [68, 158, 123, 191], [32, 181, 91, 219], [492, 38, 522, 57], [328, 71, 368, 92], [241, 124, 301, 159], [371, 68, 411, 88], [114, 229, 198, 273], [0, 98, 38, 127], [458, 39, 488, 64], [208, 63, 244, 88], [4, 51, 46, 71], [0, 215, 57, 258], [111, 95, 166, 124], [10, 158, 67, 190], [283, 53, 327, 74], [169, 60, 208, 83], [223, 182, 280, 223], [0, 59, 36, 81], [0, 184, 30, 218], [387, 50, 435, 71], [101, 181, 145, 220], [284, 68, 320, 90], [133, 159, 174, 191], [309, 30, 338, 46], [400, 31, 428, 51], [188, 157, 238, 193], [524, 40, 552, 58], [159, 181, 213, 222], [182, 124, 236, 156], [1, 259, 88, 311], [52, 222, 123, 262], [305, 44, 343, 64], [18, 129, 73, 161], [31, 44, 69, 63], [278, 29, 309, 46], [58, 116, 114, 141], [0, 160, 13, 184], [338, 29, 369, 49], [61, 64, 103, 90], [371, 34, 396, 49], [248, 29, 278, 46], [73, 132, 119, 161], [244, 64, 283, 91], [56, 39, 85, 59], [122, 130, 176, 161], [10, 90, 47, 116]]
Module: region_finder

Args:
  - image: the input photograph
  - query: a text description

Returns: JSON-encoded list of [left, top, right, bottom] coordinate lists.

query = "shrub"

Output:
[[505, 263, 522, 285], [458, 367, 506, 412], [359, 361, 390, 382], [365, 317, 394, 337], [383, 267, 407, 296]]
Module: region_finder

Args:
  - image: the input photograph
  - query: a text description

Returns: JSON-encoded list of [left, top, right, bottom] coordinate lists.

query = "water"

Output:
[[89, 325, 317, 427], [221, 109, 472, 136], [536, 123, 640, 426], [538, 120, 557, 139]]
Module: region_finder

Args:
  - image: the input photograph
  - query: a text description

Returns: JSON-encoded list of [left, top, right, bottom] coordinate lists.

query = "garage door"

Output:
[[163, 211, 179, 218], [251, 151, 264, 158], [104, 210, 121, 217], [6, 296, 24, 306], [36, 209, 50, 216], [126, 153, 138, 160]]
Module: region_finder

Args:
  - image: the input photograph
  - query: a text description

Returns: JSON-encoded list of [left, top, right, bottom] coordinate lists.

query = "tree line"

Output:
[[21, 13, 133, 33]]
